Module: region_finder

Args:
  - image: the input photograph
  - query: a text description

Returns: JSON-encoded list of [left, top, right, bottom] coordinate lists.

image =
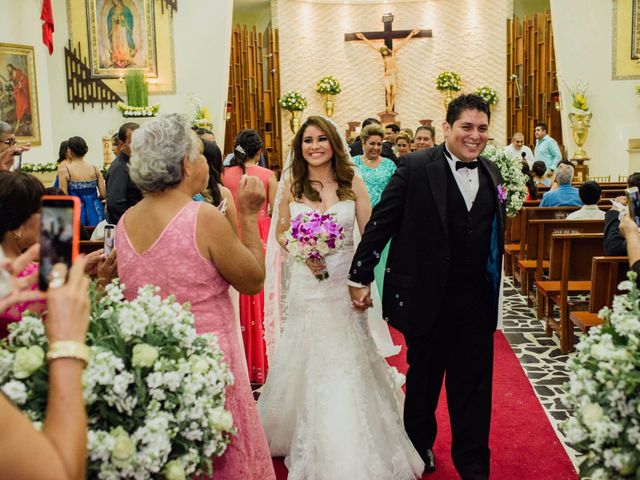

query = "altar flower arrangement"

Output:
[[20, 162, 58, 173], [566, 80, 589, 112], [117, 101, 160, 118], [635, 84, 640, 96], [435, 71, 462, 91], [482, 144, 528, 217], [280, 91, 308, 112], [473, 86, 498, 106], [284, 211, 345, 281], [315, 76, 341, 96], [0, 282, 234, 479], [561, 272, 640, 479], [189, 93, 213, 131]]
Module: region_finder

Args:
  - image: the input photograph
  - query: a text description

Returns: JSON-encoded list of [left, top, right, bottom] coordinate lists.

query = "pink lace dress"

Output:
[[116, 201, 275, 480]]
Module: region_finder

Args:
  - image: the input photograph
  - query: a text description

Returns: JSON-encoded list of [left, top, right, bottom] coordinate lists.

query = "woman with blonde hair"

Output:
[[258, 115, 424, 479], [395, 131, 412, 158]]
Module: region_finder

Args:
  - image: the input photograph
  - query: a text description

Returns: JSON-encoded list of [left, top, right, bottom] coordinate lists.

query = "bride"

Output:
[[257, 116, 424, 479]]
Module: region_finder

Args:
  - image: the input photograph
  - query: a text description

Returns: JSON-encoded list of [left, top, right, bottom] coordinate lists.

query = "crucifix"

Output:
[[346, 13, 432, 114]]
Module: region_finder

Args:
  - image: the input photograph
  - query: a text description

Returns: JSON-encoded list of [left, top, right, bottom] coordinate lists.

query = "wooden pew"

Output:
[[569, 256, 629, 333], [504, 211, 522, 276], [536, 233, 604, 353], [79, 240, 103, 255]]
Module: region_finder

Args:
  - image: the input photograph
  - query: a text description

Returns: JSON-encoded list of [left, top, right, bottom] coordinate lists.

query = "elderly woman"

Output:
[[115, 114, 275, 480]]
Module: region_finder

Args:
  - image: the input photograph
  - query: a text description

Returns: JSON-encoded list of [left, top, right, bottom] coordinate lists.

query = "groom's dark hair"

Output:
[[446, 94, 490, 125]]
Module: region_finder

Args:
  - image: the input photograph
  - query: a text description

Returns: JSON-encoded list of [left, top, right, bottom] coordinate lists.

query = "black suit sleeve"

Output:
[[106, 162, 129, 225], [349, 158, 410, 285], [604, 209, 627, 256], [382, 142, 397, 164]]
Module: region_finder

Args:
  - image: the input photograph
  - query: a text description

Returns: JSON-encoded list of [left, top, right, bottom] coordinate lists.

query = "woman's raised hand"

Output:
[[237, 175, 266, 215], [0, 244, 45, 311]]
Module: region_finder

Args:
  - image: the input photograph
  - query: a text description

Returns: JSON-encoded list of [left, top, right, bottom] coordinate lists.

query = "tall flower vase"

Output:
[[442, 89, 455, 110], [289, 111, 302, 134], [323, 95, 335, 117], [568, 111, 592, 160]]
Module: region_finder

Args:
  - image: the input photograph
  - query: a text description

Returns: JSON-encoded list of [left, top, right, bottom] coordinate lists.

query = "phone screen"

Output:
[[103, 224, 115, 255], [39, 196, 80, 290]]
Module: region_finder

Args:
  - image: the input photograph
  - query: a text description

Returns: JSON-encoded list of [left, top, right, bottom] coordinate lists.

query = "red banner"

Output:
[[41, 0, 54, 54]]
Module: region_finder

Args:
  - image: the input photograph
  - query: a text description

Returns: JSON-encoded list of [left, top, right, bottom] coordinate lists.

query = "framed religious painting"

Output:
[[86, 0, 158, 78], [0, 43, 41, 146]]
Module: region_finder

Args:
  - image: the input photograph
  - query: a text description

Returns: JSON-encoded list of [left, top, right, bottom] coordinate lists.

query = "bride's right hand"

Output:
[[305, 258, 326, 275]]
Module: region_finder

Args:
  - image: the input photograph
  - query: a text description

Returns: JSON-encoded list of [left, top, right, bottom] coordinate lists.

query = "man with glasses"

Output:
[[0, 121, 29, 172]]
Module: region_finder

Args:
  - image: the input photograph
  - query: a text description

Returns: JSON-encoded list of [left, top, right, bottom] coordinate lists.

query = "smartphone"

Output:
[[38, 196, 81, 291], [103, 224, 115, 255], [627, 187, 640, 227], [0, 245, 12, 298], [11, 152, 22, 172]]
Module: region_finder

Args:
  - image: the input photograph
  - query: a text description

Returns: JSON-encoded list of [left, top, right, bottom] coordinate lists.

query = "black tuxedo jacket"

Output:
[[349, 143, 506, 337]]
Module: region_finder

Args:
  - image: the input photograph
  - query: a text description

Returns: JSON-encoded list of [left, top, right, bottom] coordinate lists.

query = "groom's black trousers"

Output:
[[404, 279, 494, 480]]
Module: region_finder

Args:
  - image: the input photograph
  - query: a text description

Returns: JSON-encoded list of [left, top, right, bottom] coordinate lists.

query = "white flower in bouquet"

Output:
[[562, 271, 640, 478], [0, 281, 235, 479], [481, 144, 529, 217]]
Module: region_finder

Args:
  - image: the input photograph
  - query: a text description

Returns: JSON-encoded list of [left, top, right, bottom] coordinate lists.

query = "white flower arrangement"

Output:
[[0, 281, 234, 479], [279, 91, 308, 112], [315, 76, 341, 96], [473, 86, 498, 106], [117, 101, 160, 118], [482, 144, 529, 217], [189, 93, 213, 131], [435, 71, 462, 91], [19, 162, 58, 173], [562, 272, 640, 479]]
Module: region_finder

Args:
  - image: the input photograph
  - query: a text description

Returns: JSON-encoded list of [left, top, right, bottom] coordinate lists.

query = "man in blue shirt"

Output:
[[534, 122, 562, 171], [539, 163, 582, 206]]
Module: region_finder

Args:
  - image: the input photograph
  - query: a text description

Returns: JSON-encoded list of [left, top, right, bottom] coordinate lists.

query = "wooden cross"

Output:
[[345, 12, 432, 50]]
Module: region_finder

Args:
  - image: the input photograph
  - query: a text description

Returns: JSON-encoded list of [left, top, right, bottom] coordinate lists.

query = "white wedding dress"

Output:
[[257, 200, 424, 480]]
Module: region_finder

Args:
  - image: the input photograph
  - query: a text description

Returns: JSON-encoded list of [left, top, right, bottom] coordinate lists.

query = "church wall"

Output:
[[551, 0, 639, 177], [1, 0, 233, 168], [274, 0, 508, 149]]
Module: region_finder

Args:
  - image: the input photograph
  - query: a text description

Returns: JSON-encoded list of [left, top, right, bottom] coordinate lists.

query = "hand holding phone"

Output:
[[103, 224, 115, 255], [39, 196, 81, 290]]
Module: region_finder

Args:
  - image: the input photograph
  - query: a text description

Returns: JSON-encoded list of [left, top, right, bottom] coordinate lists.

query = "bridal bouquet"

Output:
[[0, 281, 234, 479], [482, 144, 528, 217], [561, 272, 640, 479], [284, 211, 345, 281]]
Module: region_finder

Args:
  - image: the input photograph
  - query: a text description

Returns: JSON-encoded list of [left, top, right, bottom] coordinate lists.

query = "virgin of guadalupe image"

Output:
[[107, 0, 137, 68]]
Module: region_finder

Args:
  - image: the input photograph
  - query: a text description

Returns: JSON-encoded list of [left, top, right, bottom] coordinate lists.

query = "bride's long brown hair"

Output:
[[289, 116, 355, 202]]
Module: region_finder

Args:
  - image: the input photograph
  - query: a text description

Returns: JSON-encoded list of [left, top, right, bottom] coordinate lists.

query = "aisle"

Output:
[[272, 326, 578, 479]]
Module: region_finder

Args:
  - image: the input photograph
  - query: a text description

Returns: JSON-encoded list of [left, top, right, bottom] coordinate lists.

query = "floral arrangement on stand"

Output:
[[566, 80, 589, 112], [482, 144, 528, 217], [315, 76, 341, 117], [189, 93, 213, 131], [118, 70, 159, 118], [435, 71, 462, 92], [561, 272, 640, 479], [117, 102, 160, 118], [0, 282, 235, 479], [473, 86, 498, 106], [280, 91, 308, 133], [20, 162, 58, 173]]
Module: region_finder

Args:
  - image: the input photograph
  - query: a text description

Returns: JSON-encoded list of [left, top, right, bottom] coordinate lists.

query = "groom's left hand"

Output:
[[349, 285, 372, 311]]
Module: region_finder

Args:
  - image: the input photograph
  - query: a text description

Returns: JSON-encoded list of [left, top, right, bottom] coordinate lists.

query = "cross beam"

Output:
[[345, 13, 431, 50]]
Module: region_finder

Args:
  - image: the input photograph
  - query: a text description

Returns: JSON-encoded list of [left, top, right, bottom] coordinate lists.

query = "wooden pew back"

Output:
[[588, 256, 629, 313]]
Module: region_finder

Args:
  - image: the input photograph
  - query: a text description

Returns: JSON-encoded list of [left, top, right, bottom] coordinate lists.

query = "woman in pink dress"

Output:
[[223, 130, 276, 385], [116, 115, 275, 480]]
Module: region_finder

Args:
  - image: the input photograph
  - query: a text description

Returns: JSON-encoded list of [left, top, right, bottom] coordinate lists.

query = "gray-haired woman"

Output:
[[115, 114, 276, 479]]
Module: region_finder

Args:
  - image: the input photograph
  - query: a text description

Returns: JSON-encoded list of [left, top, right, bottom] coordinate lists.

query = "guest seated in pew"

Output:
[[531, 160, 550, 187], [0, 246, 91, 480], [539, 163, 582, 207], [604, 172, 640, 256], [521, 162, 538, 200], [566, 181, 605, 220], [618, 213, 640, 287]]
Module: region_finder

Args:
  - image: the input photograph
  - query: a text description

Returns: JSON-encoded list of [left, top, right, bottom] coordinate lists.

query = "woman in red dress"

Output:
[[223, 130, 276, 384]]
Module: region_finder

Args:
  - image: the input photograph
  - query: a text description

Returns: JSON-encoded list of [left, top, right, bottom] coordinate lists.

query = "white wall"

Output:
[[1, 0, 233, 167], [274, 0, 509, 147], [551, 0, 639, 177]]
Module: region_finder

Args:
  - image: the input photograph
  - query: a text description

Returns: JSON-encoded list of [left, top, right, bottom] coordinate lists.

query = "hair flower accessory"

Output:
[[235, 145, 246, 155]]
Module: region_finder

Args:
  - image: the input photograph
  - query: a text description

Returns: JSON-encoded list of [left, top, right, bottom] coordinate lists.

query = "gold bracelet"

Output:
[[46, 341, 90, 367]]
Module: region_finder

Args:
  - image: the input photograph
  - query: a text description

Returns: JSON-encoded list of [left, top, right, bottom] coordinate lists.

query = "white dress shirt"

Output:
[[504, 144, 535, 169], [444, 147, 479, 211], [565, 205, 606, 220]]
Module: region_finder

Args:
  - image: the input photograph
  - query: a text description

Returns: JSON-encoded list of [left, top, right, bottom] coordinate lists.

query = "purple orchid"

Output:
[[497, 184, 507, 203]]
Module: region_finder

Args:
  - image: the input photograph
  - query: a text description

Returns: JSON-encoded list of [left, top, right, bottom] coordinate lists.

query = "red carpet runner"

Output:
[[273, 328, 578, 479]]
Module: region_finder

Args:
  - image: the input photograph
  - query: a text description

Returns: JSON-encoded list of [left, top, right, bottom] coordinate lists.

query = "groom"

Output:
[[348, 94, 505, 480]]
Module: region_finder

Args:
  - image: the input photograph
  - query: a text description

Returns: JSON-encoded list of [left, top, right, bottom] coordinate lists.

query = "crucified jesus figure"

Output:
[[356, 28, 421, 113]]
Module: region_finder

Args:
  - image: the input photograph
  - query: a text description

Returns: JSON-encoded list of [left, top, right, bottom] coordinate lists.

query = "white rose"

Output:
[[582, 402, 604, 427], [190, 356, 209, 374], [12, 346, 45, 379], [2, 380, 27, 405], [163, 460, 186, 480], [131, 344, 159, 368], [209, 407, 233, 431], [110, 426, 135, 467]]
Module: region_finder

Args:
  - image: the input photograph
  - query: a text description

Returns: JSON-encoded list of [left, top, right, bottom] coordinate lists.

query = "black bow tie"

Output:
[[456, 161, 478, 171]]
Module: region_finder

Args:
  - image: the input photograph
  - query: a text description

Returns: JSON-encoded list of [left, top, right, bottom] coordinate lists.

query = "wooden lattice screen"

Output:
[[225, 25, 282, 173], [506, 10, 563, 152], [158, 0, 177, 15], [64, 41, 122, 111]]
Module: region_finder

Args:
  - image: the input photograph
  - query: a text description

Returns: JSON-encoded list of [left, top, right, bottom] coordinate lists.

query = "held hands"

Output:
[[237, 175, 266, 216], [348, 284, 373, 311]]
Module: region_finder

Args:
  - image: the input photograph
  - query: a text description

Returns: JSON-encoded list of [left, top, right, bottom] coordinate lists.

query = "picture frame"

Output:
[[634, 0, 640, 59], [86, 0, 158, 78], [0, 43, 41, 146]]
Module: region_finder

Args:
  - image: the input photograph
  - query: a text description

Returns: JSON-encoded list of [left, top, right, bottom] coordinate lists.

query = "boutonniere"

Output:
[[497, 184, 507, 204]]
